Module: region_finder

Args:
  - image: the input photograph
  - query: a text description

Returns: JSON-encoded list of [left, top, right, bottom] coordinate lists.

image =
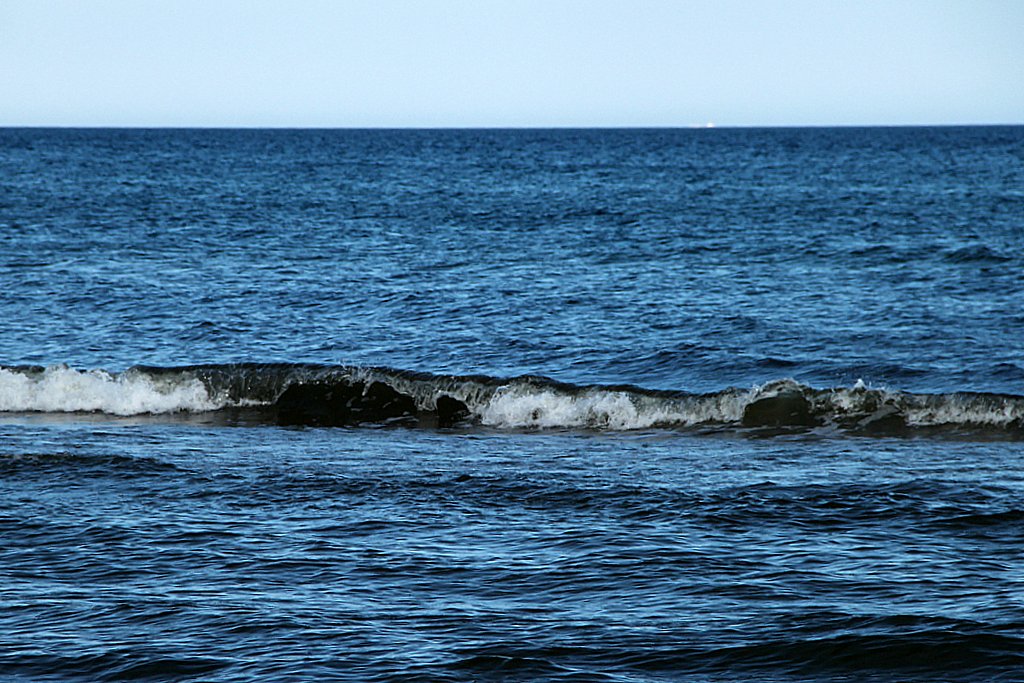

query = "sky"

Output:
[[1, 0, 1021, 127]]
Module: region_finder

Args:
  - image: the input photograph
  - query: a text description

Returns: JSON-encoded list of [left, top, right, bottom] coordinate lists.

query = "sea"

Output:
[[1, 126, 1023, 682]]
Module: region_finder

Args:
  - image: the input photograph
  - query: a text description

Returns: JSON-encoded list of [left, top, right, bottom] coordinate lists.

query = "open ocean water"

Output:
[[1, 126, 1023, 681]]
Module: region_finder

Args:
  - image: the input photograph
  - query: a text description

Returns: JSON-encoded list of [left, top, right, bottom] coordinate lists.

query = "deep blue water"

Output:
[[2, 127, 1024, 681]]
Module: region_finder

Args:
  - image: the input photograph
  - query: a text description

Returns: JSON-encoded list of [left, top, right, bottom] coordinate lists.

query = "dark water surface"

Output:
[[2, 127, 1023, 681]]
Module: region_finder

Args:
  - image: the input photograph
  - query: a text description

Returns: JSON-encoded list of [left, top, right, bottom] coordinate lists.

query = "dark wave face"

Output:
[[2, 363, 1023, 438]]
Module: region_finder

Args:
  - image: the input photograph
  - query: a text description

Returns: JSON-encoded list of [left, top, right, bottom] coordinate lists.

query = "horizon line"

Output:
[[2, 122, 1022, 131]]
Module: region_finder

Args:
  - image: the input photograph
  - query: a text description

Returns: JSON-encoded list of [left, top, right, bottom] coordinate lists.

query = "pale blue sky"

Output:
[[1, 0, 1021, 127]]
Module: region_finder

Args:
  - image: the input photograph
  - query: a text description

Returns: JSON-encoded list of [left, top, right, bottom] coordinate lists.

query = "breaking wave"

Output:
[[0, 365, 218, 415], [1, 363, 1022, 438]]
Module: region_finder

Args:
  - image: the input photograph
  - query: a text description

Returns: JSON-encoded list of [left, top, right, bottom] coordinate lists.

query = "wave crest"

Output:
[[1, 364, 1021, 438]]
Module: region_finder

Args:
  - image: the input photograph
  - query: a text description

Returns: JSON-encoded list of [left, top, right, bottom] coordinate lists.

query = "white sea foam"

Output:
[[479, 387, 649, 429], [905, 395, 1024, 428], [0, 366, 219, 415], [822, 380, 1023, 428], [476, 385, 747, 430]]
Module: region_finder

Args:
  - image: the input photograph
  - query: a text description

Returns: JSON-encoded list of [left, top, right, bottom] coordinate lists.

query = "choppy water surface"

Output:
[[2, 127, 1023, 681]]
